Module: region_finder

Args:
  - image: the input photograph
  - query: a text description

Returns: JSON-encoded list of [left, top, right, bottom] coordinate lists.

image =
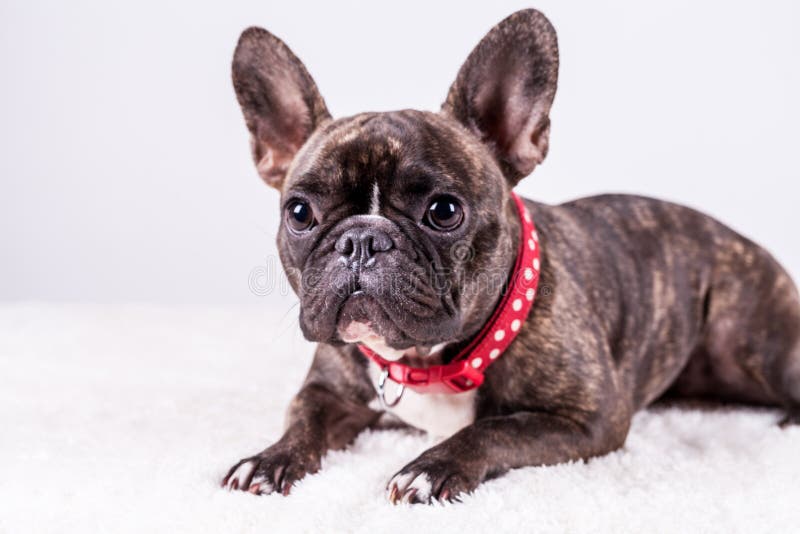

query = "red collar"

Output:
[[358, 192, 541, 397]]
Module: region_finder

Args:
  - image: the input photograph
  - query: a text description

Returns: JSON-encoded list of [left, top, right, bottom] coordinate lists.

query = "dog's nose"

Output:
[[335, 227, 393, 269]]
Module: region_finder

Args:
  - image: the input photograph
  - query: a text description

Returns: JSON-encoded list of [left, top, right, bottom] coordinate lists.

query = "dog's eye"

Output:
[[287, 201, 315, 232], [425, 195, 464, 231]]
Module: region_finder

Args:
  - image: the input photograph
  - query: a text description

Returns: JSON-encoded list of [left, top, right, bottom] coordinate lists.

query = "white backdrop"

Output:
[[2, 0, 799, 306]]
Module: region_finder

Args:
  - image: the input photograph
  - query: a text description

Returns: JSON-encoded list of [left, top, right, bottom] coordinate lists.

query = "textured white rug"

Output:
[[1, 304, 798, 533]]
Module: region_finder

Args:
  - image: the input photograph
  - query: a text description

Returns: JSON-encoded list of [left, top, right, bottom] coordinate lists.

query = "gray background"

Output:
[[2, 0, 798, 307]]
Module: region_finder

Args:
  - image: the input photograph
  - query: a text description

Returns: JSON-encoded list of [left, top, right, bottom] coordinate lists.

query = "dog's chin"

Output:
[[334, 292, 448, 364], [335, 292, 411, 350]]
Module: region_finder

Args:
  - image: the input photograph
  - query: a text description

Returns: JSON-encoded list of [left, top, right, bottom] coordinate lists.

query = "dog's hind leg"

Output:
[[667, 235, 800, 426]]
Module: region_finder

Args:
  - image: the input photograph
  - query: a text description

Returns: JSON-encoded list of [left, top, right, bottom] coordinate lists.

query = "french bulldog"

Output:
[[222, 9, 800, 504]]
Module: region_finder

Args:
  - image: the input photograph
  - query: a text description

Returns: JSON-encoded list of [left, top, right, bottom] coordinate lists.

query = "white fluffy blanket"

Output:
[[1, 305, 798, 533]]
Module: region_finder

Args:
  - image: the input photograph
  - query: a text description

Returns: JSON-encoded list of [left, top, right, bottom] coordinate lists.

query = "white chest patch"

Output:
[[367, 361, 476, 438]]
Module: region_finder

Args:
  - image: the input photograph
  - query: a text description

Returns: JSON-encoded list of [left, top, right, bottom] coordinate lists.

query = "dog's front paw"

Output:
[[222, 443, 320, 496], [386, 453, 482, 505]]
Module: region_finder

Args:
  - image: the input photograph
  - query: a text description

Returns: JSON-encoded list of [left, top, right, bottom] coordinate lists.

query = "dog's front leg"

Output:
[[222, 346, 380, 495], [223, 382, 379, 495], [387, 410, 628, 504]]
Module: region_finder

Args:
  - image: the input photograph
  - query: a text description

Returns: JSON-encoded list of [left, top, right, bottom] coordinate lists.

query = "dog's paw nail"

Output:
[[388, 484, 399, 504], [248, 475, 274, 496], [223, 459, 257, 492], [386, 472, 433, 505], [402, 487, 418, 504], [439, 488, 451, 502]]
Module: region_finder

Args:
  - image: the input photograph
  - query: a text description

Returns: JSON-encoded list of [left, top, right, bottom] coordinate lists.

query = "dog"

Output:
[[222, 9, 800, 504]]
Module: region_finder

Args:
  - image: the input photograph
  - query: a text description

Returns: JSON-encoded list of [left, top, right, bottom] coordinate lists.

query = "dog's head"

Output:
[[232, 9, 558, 355]]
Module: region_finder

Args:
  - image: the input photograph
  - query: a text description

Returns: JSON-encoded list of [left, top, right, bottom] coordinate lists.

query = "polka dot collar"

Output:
[[358, 192, 541, 397]]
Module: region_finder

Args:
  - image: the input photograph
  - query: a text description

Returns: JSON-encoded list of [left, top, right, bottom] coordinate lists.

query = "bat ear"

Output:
[[232, 27, 331, 190], [442, 9, 559, 185]]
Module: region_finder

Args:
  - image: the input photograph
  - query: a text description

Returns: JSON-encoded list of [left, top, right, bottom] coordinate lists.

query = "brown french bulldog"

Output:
[[222, 9, 800, 504]]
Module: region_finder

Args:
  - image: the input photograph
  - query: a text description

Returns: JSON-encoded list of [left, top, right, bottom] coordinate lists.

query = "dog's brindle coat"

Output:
[[223, 9, 800, 503]]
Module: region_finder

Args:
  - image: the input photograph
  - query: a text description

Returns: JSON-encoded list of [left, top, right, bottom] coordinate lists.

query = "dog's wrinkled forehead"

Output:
[[284, 109, 498, 207]]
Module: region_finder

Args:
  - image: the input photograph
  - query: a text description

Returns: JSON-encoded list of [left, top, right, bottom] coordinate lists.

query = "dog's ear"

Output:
[[232, 27, 331, 189], [442, 9, 559, 184]]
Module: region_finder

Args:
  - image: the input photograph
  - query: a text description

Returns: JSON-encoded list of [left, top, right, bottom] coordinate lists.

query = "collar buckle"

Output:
[[440, 360, 486, 392]]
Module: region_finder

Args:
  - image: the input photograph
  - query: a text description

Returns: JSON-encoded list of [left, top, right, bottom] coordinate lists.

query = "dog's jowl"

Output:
[[222, 9, 800, 503]]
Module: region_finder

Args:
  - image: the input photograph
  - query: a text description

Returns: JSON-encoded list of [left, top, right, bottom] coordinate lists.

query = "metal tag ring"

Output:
[[377, 368, 405, 408]]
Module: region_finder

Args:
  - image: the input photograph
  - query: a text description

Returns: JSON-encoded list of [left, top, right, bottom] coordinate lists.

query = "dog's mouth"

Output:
[[336, 293, 447, 366]]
